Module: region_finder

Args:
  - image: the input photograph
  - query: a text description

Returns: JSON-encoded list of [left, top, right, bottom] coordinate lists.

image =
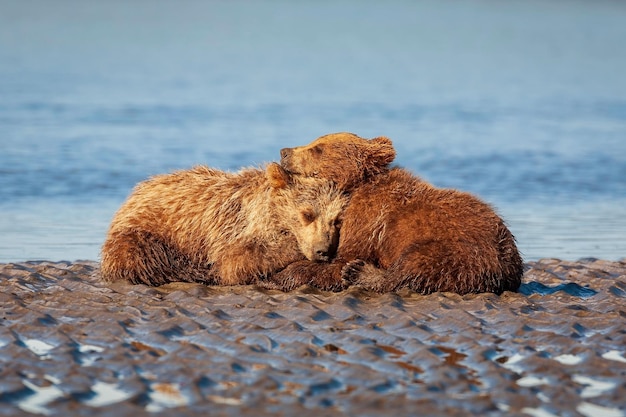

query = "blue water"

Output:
[[1, 1, 625, 262], [518, 281, 597, 298]]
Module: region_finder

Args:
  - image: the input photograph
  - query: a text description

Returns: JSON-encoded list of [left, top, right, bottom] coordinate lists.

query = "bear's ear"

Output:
[[367, 136, 396, 167], [266, 162, 291, 189]]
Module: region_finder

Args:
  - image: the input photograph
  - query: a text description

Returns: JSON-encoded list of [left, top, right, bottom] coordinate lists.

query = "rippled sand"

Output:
[[1, 259, 625, 416]]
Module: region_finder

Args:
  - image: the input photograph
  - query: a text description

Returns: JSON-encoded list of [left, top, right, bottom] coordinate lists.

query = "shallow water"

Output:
[[1, 0, 626, 262]]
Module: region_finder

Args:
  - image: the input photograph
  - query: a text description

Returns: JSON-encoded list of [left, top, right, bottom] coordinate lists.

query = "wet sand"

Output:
[[1, 259, 625, 416]]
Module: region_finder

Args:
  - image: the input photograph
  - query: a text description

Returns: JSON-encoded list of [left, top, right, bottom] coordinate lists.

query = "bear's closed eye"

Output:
[[300, 209, 317, 224]]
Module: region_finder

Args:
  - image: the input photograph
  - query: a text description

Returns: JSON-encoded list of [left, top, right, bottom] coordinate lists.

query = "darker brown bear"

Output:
[[268, 132, 523, 295]]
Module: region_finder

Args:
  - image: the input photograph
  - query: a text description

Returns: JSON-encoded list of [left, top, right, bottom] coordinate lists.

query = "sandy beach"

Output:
[[1, 258, 624, 416]]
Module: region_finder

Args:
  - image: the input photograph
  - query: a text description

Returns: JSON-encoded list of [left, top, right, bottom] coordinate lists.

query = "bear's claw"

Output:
[[341, 260, 366, 283]]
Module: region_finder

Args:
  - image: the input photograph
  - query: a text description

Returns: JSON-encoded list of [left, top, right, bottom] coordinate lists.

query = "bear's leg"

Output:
[[263, 260, 347, 292], [383, 247, 487, 295], [344, 239, 523, 295], [341, 260, 391, 292], [341, 243, 445, 294], [215, 244, 289, 286], [101, 230, 217, 286], [388, 235, 523, 295]]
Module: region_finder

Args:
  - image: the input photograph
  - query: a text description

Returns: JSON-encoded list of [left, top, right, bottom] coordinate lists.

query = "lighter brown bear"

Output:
[[267, 132, 523, 295], [100, 163, 347, 287]]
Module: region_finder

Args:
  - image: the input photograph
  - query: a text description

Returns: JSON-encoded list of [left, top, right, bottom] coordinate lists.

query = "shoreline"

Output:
[[1, 258, 624, 416]]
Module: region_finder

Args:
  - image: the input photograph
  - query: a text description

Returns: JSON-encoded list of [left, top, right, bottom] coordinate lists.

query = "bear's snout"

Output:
[[280, 148, 294, 169], [312, 248, 332, 263], [310, 239, 338, 263]]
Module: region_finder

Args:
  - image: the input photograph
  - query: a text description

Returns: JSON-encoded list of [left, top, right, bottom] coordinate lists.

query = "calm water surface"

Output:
[[1, 1, 625, 262]]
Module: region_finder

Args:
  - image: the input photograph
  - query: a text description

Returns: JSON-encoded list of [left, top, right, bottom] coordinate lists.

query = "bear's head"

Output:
[[267, 163, 346, 262], [279, 132, 396, 190]]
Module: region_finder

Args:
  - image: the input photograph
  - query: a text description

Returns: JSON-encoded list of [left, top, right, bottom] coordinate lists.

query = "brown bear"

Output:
[[100, 163, 347, 287], [265, 132, 523, 295]]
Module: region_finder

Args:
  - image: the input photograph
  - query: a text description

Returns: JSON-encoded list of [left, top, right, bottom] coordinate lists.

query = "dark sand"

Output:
[[1, 259, 625, 416]]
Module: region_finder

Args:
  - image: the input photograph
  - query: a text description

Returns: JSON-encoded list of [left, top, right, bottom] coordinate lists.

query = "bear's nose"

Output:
[[315, 249, 330, 262], [280, 148, 292, 160], [314, 244, 338, 262]]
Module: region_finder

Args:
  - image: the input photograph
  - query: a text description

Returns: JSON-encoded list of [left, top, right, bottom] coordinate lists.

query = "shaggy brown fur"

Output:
[[100, 163, 347, 287], [280, 132, 396, 191], [268, 132, 523, 295]]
